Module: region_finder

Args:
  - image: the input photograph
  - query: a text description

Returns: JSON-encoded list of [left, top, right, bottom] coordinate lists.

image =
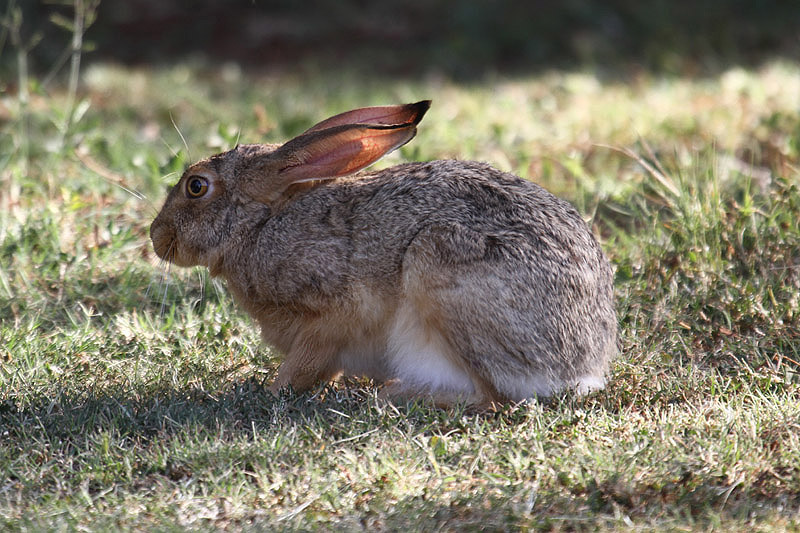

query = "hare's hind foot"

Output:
[[378, 380, 497, 410], [575, 375, 606, 395]]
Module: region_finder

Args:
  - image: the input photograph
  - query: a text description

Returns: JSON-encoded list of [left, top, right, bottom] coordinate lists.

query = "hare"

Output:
[[150, 101, 617, 406]]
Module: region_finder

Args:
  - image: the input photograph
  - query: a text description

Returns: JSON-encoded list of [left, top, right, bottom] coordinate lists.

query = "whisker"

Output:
[[75, 146, 148, 201], [161, 171, 178, 182], [144, 256, 157, 301], [146, 261, 161, 310], [161, 136, 182, 160], [197, 267, 206, 312], [144, 274, 154, 304], [160, 258, 172, 318], [169, 111, 191, 161], [146, 240, 176, 319], [146, 258, 165, 304], [145, 243, 164, 303], [157, 171, 180, 204]]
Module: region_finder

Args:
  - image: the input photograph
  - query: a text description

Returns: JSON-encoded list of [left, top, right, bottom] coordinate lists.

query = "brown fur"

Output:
[[150, 101, 617, 407]]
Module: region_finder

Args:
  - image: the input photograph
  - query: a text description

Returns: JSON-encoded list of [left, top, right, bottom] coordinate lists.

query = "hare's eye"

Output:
[[186, 176, 209, 198]]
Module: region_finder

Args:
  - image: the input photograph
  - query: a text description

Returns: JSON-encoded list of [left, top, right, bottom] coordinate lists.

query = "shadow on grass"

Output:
[[3, 378, 798, 528], [1, 376, 530, 447]]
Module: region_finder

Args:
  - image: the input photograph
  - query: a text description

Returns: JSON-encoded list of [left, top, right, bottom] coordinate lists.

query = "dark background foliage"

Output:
[[9, 0, 800, 80]]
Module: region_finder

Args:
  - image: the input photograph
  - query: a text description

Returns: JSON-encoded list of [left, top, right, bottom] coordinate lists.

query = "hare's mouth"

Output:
[[155, 239, 195, 268], [149, 224, 218, 271], [153, 242, 182, 270], [150, 225, 178, 264], [155, 240, 176, 264], [152, 235, 203, 269]]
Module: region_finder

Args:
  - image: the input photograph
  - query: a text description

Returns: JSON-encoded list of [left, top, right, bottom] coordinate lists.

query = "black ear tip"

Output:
[[409, 100, 432, 124]]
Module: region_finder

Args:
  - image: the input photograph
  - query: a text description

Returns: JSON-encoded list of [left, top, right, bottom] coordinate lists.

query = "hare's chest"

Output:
[[336, 341, 392, 381]]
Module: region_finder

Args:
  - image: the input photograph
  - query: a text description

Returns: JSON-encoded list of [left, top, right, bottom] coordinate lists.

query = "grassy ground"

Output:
[[2, 46, 800, 532]]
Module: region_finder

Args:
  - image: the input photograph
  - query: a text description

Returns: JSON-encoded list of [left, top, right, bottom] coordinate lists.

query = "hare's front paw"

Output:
[[267, 380, 288, 396]]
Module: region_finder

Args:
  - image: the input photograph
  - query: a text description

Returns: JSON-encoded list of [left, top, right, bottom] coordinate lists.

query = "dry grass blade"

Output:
[[597, 142, 681, 199]]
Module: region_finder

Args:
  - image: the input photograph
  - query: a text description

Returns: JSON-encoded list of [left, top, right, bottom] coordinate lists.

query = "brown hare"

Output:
[[150, 101, 617, 407]]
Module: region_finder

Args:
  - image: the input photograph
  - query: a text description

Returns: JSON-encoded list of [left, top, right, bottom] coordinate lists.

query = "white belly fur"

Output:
[[386, 302, 475, 394]]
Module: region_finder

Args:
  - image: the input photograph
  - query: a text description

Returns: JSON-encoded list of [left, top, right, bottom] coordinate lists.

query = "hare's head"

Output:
[[150, 101, 430, 272]]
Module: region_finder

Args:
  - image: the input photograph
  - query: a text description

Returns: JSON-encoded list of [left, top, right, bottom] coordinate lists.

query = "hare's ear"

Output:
[[274, 122, 420, 184], [302, 100, 431, 134], [245, 101, 430, 204]]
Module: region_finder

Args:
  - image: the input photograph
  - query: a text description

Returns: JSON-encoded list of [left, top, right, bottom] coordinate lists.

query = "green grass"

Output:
[[2, 56, 800, 530]]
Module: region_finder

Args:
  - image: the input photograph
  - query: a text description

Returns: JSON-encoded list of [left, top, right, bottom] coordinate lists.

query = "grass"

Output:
[[2, 40, 800, 533]]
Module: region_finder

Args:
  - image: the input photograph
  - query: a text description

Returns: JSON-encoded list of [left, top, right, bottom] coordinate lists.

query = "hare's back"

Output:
[[365, 160, 606, 267]]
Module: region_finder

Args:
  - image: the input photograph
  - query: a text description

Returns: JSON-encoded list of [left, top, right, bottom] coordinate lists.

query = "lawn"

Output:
[[2, 5, 800, 531]]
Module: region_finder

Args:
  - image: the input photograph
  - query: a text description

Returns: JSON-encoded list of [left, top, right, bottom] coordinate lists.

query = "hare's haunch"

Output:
[[150, 101, 617, 406]]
